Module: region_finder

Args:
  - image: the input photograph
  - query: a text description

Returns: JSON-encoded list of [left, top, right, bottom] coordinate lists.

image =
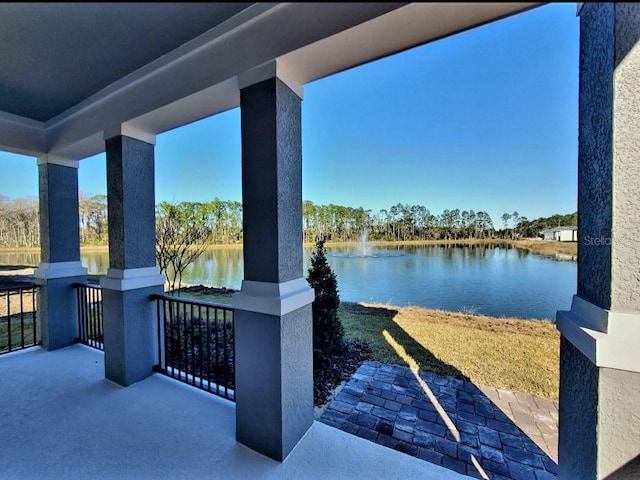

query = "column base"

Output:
[[35, 262, 87, 351], [233, 278, 314, 461], [34, 261, 87, 280], [232, 278, 314, 316], [100, 267, 165, 291], [557, 297, 640, 479], [556, 295, 640, 373], [101, 268, 164, 387]]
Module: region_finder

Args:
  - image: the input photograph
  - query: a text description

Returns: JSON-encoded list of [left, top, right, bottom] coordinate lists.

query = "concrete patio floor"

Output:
[[0, 345, 466, 480]]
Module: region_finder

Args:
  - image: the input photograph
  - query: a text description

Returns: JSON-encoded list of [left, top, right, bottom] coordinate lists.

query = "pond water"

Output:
[[0, 243, 576, 321]]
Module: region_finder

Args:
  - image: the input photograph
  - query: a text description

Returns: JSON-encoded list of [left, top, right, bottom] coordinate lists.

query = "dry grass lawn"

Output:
[[341, 302, 560, 400], [509, 239, 577, 258]]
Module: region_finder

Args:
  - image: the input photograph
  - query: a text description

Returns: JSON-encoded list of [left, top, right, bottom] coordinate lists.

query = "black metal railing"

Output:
[[73, 282, 104, 350], [152, 294, 235, 401], [0, 284, 39, 354]]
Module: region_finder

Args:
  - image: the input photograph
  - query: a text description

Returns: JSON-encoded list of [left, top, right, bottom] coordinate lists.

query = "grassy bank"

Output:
[[179, 287, 560, 401], [318, 237, 576, 260], [1, 238, 577, 259], [508, 239, 577, 258]]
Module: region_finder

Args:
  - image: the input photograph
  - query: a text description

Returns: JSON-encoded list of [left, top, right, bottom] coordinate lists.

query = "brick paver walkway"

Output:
[[319, 361, 559, 480]]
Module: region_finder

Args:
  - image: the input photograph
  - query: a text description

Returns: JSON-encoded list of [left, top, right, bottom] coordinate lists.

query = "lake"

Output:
[[0, 243, 576, 321]]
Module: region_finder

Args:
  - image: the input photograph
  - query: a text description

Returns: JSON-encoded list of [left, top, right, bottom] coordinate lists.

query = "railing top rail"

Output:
[[150, 293, 233, 310], [71, 282, 101, 289], [0, 283, 38, 293]]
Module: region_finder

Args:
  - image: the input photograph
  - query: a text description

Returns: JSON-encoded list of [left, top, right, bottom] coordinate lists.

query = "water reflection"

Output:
[[0, 252, 40, 267], [81, 251, 110, 274]]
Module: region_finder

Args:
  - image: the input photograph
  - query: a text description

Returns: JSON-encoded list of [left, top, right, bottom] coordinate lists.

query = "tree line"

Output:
[[0, 195, 39, 248], [304, 202, 499, 243], [0, 195, 577, 248], [0, 195, 243, 248]]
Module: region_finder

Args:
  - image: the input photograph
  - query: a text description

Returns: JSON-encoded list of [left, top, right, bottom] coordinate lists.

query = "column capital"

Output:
[[37, 155, 79, 169], [238, 59, 303, 99], [104, 123, 156, 145]]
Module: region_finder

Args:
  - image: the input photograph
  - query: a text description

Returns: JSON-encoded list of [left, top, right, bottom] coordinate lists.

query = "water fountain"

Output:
[[356, 230, 373, 257], [325, 229, 402, 259]]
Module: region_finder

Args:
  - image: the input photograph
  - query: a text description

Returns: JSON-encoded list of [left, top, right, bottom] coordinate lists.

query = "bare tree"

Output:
[[0, 196, 39, 248], [155, 202, 208, 294]]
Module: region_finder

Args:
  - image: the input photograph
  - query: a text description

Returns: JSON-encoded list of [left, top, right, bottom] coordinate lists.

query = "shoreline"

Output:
[[0, 272, 555, 323], [176, 283, 555, 322], [0, 238, 577, 259]]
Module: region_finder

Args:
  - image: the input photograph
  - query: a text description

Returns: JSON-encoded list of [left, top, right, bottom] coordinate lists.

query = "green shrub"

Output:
[[306, 240, 343, 370]]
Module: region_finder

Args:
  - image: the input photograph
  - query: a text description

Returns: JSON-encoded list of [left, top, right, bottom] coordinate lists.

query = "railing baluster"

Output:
[[206, 306, 211, 393], [214, 305, 220, 396], [149, 293, 234, 401], [19, 290, 25, 348], [198, 305, 203, 389], [231, 309, 235, 398], [92, 286, 98, 347], [222, 312, 229, 395], [76, 284, 83, 343], [79, 285, 84, 343], [6, 289, 12, 352], [32, 286, 37, 346], [169, 300, 175, 378], [72, 283, 103, 351], [156, 297, 162, 371], [0, 284, 40, 355], [88, 286, 93, 347], [175, 301, 180, 380], [93, 286, 99, 347], [181, 300, 186, 382], [190, 302, 195, 386], [168, 300, 174, 378]]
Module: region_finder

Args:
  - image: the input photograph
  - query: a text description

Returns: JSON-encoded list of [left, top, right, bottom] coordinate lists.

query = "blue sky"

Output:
[[0, 3, 579, 226]]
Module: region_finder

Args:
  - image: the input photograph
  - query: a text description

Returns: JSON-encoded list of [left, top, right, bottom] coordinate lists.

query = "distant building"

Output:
[[539, 226, 578, 242]]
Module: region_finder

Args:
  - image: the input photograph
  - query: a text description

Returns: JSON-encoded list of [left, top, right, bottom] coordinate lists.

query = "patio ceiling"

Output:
[[0, 2, 542, 159], [0, 3, 252, 122]]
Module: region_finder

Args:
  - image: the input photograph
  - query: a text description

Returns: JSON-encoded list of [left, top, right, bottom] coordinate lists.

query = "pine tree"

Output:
[[306, 239, 343, 370]]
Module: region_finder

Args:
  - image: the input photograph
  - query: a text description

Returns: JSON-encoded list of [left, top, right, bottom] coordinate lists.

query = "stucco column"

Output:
[[101, 127, 165, 387], [556, 4, 640, 479], [233, 63, 314, 462], [35, 156, 87, 350]]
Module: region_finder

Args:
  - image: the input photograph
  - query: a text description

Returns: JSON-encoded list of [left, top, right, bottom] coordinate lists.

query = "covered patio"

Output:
[[1, 3, 639, 479], [1, 344, 461, 479]]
